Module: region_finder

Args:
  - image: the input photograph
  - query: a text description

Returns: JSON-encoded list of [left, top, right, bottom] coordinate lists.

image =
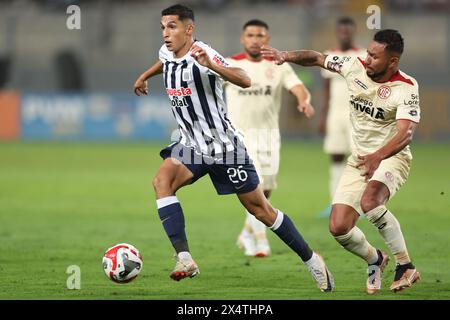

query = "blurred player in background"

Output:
[[225, 19, 314, 257], [262, 29, 421, 294], [134, 4, 334, 292], [318, 17, 366, 217]]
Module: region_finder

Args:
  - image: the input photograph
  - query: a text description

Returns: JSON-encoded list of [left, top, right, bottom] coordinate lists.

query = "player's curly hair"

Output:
[[162, 4, 194, 22], [374, 29, 404, 55]]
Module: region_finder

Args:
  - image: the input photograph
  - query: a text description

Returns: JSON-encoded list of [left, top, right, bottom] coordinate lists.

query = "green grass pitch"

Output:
[[0, 141, 449, 299]]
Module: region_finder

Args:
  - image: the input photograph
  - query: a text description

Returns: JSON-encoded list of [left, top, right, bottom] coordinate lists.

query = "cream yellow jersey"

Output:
[[323, 54, 421, 165], [225, 53, 303, 132], [320, 47, 366, 119]]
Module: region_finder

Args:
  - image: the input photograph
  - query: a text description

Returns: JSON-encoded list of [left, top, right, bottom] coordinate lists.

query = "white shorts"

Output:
[[332, 155, 411, 214], [243, 129, 280, 190], [324, 110, 351, 155]]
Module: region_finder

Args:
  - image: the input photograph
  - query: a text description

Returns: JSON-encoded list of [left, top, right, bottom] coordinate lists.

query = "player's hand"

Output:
[[318, 116, 326, 136], [298, 102, 315, 119], [191, 45, 212, 68], [356, 153, 383, 182], [261, 45, 287, 65], [134, 77, 148, 96]]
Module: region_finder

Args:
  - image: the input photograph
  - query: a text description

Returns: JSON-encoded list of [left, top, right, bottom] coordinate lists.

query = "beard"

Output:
[[340, 41, 352, 51], [245, 48, 261, 59], [366, 67, 388, 80]]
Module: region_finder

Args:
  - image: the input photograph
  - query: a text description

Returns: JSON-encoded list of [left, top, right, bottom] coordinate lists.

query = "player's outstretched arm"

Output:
[[261, 45, 326, 68], [134, 60, 164, 96], [356, 120, 418, 181], [190, 45, 251, 88]]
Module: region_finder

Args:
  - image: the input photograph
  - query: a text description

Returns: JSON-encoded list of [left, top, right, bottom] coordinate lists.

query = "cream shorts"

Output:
[[324, 111, 351, 155], [332, 155, 411, 214], [243, 130, 280, 190]]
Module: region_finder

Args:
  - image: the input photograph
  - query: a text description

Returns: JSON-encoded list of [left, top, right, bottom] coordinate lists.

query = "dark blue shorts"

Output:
[[159, 142, 260, 195]]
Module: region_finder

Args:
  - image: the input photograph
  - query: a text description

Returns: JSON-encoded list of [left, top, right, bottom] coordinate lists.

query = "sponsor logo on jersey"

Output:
[[170, 96, 189, 108], [350, 97, 385, 120], [403, 93, 419, 107], [385, 171, 394, 182], [166, 87, 193, 97], [377, 85, 391, 99], [327, 61, 342, 73], [409, 110, 418, 117], [265, 68, 274, 80], [238, 85, 272, 96], [354, 78, 368, 90], [326, 55, 351, 73], [182, 69, 192, 82], [213, 54, 226, 66]]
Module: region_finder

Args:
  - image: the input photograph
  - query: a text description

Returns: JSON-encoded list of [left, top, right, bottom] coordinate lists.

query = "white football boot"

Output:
[[170, 253, 200, 281], [236, 231, 257, 256], [254, 239, 271, 258], [306, 252, 335, 292], [366, 250, 390, 295]]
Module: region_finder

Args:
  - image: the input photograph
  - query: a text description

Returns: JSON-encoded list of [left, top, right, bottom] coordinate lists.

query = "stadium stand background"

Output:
[[0, 0, 449, 140]]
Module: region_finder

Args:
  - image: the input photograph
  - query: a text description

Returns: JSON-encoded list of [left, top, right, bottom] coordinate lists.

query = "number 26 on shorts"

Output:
[[227, 166, 248, 184]]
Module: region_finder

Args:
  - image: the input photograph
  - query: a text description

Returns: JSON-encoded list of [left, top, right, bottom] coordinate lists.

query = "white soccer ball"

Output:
[[102, 243, 143, 283]]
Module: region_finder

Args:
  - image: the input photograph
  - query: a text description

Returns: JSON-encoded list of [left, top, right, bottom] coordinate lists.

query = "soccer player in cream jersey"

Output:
[[319, 18, 366, 215], [262, 29, 421, 294], [133, 4, 334, 292], [225, 19, 314, 257]]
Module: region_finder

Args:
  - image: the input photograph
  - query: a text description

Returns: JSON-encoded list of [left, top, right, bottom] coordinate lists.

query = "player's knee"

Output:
[[329, 218, 351, 237], [360, 196, 380, 214], [152, 175, 173, 194], [329, 224, 351, 237]]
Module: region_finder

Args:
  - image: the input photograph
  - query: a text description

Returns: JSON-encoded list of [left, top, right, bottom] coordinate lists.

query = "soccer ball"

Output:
[[102, 243, 143, 283]]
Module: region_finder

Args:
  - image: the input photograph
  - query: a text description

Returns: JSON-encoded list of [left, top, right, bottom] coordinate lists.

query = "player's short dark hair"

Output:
[[337, 17, 356, 27], [374, 29, 404, 55], [161, 4, 194, 22], [243, 19, 269, 30]]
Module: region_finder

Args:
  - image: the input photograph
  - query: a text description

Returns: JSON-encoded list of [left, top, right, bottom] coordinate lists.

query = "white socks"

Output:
[[156, 195, 179, 209], [334, 226, 378, 264], [269, 209, 284, 231], [178, 251, 192, 261], [365, 205, 410, 265]]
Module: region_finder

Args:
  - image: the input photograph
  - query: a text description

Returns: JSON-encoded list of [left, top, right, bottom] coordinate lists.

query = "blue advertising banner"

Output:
[[20, 94, 175, 140]]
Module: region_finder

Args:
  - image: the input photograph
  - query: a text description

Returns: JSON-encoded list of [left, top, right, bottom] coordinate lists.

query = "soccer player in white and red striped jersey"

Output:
[[262, 29, 421, 294], [133, 4, 334, 292]]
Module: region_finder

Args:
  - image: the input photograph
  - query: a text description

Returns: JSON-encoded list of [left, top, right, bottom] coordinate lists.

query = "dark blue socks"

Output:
[[157, 196, 189, 253], [270, 210, 313, 262]]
